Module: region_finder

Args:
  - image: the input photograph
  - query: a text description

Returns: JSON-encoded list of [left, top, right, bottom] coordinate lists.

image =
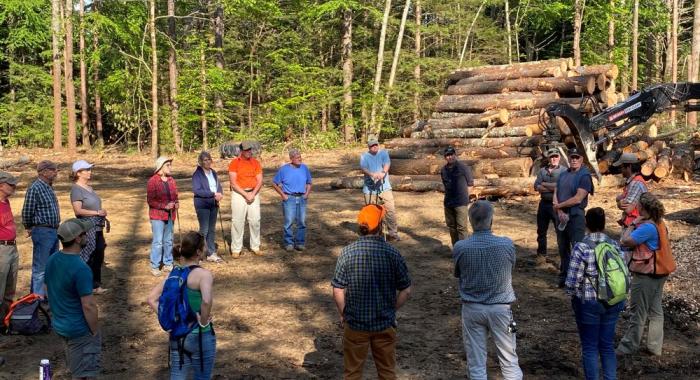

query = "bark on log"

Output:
[[641, 155, 657, 177], [567, 64, 619, 80], [508, 115, 540, 127], [412, 126, 530, 139], [452, 67, 563, 85], [386, 144, 534, 158], [447, 76, 596, 96], [448, 58, 570, 81], [436, 92, 560, 113], [598, 150, 622, 174], [0, 155, 30, 169], [670, 144, 695, 180], [389, 157, 532, 177], [384, 136, 540, 149], [427, 109, 509, 129], [654, 148, 672, 178]]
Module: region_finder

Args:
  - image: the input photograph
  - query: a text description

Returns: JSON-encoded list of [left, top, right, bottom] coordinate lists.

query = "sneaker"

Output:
[[284, 245, 294, 252], [207, 254, 224, 263], [231, 251, 241, 259], [163, 265, 174, 272], [251, 249, 264, 256], [295, 245, 305, 251], [151, 268, 162, 277]]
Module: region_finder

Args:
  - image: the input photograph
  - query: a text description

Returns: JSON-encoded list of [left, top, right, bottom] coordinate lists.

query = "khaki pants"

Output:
[[0, 244, 19, 321], [231, 191, 260, 253], [444, 206, 469, 245], [618, 274, 667, 355], [364, 190, 398, 238], [343, 325, 397, 380]]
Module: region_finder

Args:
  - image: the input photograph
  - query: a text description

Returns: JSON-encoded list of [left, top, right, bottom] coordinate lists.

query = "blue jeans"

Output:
[[30, 227, 59, 296], [282, 196, 307, 247], [150, 219, 174, 269], [572, 297, 625, 380], [170, 329, 216, 380], [195, 207, 218, 256]]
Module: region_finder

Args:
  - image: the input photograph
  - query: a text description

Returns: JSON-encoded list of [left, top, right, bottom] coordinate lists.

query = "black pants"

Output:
[[536, 200, 563, 256], [557, 212, 585, 284], [87, 231, 106, 289]]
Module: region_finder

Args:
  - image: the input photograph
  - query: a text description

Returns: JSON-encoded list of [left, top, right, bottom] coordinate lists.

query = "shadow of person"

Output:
[[302, 333, 343, 379]]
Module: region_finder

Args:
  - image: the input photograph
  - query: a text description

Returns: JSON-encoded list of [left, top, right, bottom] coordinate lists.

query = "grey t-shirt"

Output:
[[70, 184, 103, 230]]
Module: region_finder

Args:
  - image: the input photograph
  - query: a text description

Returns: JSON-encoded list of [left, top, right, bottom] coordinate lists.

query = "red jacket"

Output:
[[147, 174, 179, 221]]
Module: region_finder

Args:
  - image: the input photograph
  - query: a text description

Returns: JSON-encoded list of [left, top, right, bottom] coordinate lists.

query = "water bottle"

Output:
[[557, 212, 569, 231], [39, 359, 52, 380]]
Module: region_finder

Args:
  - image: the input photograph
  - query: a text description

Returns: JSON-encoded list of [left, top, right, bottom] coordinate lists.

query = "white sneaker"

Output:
[[207, 254, 223, 263], [150, 268, 162, 277], [163, 265, 174, 272]]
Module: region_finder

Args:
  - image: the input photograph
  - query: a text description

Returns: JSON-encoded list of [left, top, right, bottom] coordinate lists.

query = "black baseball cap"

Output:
[[443, 146, 456, 156]]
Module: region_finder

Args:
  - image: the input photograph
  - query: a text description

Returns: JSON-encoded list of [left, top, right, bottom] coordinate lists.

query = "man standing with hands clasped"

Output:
[[440, 146, 474, 246], [272, 148, 312, 252], [0, 172, 19, 322], [534, 148, 566, 265], [22, 160, 60, 297], [228, 140, 263, 257], [360, 138, 399, 241], [332, 204, 412, 379]]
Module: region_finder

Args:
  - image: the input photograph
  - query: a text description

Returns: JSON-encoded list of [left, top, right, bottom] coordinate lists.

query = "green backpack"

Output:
[[583, 238, 630, 306]]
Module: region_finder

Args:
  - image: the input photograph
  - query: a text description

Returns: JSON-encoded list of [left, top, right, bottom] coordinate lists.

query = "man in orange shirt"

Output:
[[228, 140, 263, 257]]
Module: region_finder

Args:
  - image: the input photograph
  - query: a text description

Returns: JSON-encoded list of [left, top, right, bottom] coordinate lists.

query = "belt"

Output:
[[0, 240, 16, 246], [285, 193, 305, 196], [33, 224, 58, 229]]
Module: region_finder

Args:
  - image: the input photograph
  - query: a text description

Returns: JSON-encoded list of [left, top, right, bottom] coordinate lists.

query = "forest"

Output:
[[1, 0, 699, 156]]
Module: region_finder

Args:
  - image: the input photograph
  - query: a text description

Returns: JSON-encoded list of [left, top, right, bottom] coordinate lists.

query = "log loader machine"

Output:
[[540, 82, 700, 182]]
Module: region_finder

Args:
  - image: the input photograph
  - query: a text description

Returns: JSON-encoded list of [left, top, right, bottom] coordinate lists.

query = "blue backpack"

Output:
[[157, 265, 199, 339]]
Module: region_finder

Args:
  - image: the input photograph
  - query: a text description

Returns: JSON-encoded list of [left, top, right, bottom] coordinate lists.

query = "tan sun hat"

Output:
[[154, 156, 173, 174]]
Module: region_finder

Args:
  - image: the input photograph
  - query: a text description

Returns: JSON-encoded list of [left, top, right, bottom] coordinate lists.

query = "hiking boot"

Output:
[[163, 265, 174, 272], [151, 268, 162, 277], [231, 251, 241, 259], [284, 245, 294, 252], [207, 253, 224, 263], [251, 249, 264, 256], [295, 245, 306, 251]]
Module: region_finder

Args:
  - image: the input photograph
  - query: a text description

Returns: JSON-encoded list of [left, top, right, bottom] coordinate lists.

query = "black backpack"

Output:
[[3, 293, 51, 335]]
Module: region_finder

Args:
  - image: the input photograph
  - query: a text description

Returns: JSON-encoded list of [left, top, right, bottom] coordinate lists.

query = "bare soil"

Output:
[[0, 147, 698, 379]]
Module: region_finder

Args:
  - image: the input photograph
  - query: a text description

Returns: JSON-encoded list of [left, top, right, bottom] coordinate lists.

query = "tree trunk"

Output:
[[447, 76, 596, 96], [458, 0, 487, 67], [412, 126, 530, 139], [330, 175, 537, 196], [413, 0, 421, 122], [168, 0, 182, 152], [671, 0, 678, 126], [688, 0, 700, 127], [201, 45, 208, 150], [654, 147, 671, 178], [453, 67, 563, 86], [573, 0, 585, 66], [450, 58, 569, 82], [150, 0, 159, 158], [340, 8, 355, 142], [369, 0, 392, 136], [79, 0, 90, 148], [425, 109, 509, 130], [631, 0, 639, 91], [213, 1, 224, 130], [568, 64, 619, 80], [64, 0, 76, 154], [51, 0, 62, 150], [388, 157, 532, 177], [92, 0, 103, 147], [664, 0, 673, 81], [608, 0, 615, 62], [505, 0, 512, 64], [436, 92, 559, 113], [378, 0, 411, 137], [670, 143, 694, 180], [641, 155, 657, 176]]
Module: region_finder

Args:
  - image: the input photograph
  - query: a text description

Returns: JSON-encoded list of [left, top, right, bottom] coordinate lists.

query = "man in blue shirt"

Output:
[[272, 148, 312, 251], [554, 148, 594, 288], [440, 146, 474, 245], [21, 160, 60, 297], [360, 138, 399, 241], [332, 204, 412, 379], [453, 200, 522, 380], [45, 218, 101, 379]]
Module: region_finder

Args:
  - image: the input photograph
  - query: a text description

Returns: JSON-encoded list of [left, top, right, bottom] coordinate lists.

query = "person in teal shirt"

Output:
[[45, 218, 101, 379]]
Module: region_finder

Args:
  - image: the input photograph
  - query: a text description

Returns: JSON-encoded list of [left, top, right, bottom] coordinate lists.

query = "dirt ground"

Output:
[[0, 147, 698, 380]]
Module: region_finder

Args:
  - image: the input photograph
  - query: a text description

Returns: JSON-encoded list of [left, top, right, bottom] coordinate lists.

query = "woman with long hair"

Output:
[[147, 156, 179, 276], [192, 151, 223, 262], [147, 231, 216, 380], [70, 159, 109, 294], [617, 192, 672, 356]]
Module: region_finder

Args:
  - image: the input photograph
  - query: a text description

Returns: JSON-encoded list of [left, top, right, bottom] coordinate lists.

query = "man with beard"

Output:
[[45, 218, 101, 379]]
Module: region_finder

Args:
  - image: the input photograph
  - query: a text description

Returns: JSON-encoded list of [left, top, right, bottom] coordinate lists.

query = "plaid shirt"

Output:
[[453, 230, 516, 304], [146, 174, 179, 221], [331, 235, 411, 332], [623, 175, 647, 204], [565, 232, 621, 301], [22, 178, 60, 229]]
